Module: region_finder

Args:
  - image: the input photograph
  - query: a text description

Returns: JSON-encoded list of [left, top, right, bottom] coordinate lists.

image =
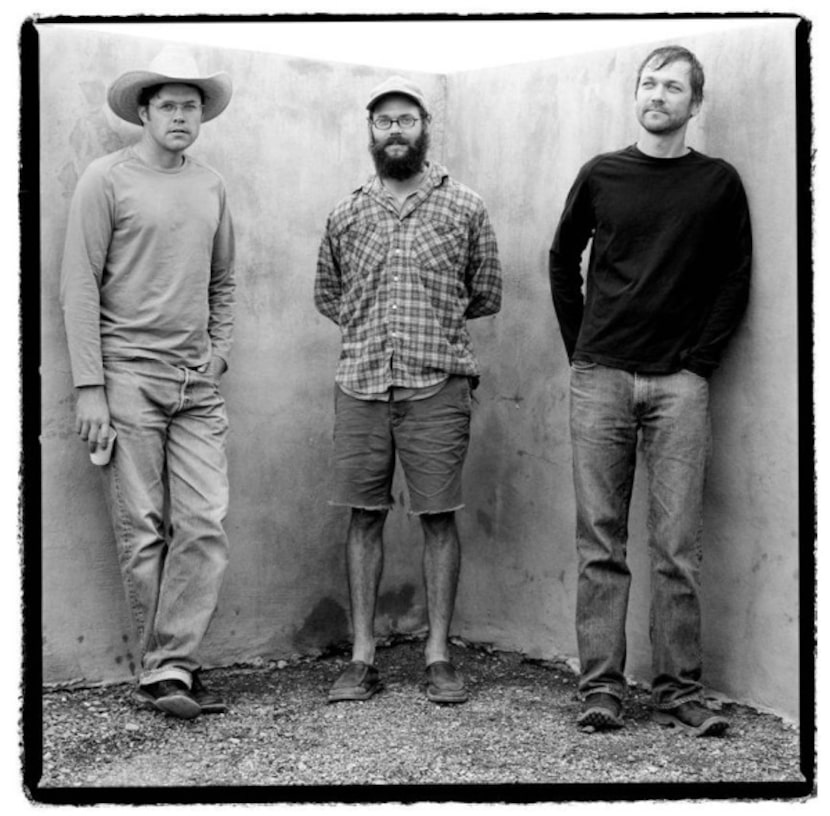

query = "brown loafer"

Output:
[[425, 661, 468, 704], [327, 661, 382, 702]]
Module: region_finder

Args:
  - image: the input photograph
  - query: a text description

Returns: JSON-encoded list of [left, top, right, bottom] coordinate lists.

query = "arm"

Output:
[[464, 205, 503, 320], [682, 174, 752, 377], [207, 188, 235, 377], [59, 163, 113, 450], [313, 213, 344, 325], [549, 166, 596, 360]]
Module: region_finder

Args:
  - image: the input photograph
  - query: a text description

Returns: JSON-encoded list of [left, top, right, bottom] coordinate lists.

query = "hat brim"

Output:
[[366, 90, 428, 114], [107, 70, 233, 126]]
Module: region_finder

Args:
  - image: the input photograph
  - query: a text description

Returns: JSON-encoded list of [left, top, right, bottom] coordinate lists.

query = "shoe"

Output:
[[134, 679, 200, 720], [577, 693, 624, 731], [653, 701, 729, 737], [327, 661, 382, 702], [191, 671, 227, 714], [425, 661, 468, 704]]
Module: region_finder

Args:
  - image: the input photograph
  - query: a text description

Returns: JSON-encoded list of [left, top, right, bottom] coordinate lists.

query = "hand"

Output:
[[206, 355, 227, 382], [74, 385, 112, 453]]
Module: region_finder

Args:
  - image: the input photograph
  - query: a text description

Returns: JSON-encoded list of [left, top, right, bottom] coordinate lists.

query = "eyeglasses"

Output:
[[150, 101, 204, 117], [370, 115, 421, 130]]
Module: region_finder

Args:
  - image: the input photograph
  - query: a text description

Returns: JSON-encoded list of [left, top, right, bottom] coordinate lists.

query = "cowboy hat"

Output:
[[107, 46, 233, 126]]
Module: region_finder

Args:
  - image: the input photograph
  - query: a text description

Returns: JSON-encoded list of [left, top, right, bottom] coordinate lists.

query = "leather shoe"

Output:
[[653, 701, 729, 737], [134, 679, 200, 720], [328, 661, 382, 702], [425, 661, 468, 703], [191, 671, 227, 714]]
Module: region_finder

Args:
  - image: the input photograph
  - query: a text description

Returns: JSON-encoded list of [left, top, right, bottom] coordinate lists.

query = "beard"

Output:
[[370, 130, 430, 180], [638, 105, 692, 135]]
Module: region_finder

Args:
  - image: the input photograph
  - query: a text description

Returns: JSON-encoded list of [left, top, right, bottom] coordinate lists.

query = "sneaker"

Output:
[[191, 671, 227, 714], [653, 701, 729, 737], [577, 692, 624, 731], [134, 679, 200, 720]]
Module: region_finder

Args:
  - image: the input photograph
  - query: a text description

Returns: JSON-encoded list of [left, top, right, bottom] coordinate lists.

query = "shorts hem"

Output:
[[409, 503, 465, 517], [327, 500, 394, 512]]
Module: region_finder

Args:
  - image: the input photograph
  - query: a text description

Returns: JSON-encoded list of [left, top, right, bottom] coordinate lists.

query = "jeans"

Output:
[[569, 362, 711, 709], [101, 359, 230, 687]]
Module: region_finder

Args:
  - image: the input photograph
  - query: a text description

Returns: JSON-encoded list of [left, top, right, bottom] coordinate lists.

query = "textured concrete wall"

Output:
[[39, 22, 800, 720]]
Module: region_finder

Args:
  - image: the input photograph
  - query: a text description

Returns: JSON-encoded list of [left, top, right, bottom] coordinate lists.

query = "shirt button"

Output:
[[392, 304, 398, 310]]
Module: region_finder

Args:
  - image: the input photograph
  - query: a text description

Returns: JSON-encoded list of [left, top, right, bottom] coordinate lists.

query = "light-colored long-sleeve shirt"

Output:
[[314, 162, 502, 397], [60, 146, 235, 387]]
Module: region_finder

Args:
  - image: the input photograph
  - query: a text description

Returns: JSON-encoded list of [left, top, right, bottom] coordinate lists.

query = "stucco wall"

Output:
[[38, 21, 800, 720]]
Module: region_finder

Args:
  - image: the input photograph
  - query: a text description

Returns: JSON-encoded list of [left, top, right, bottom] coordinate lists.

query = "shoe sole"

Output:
[[196, 702, 227, 714], [426, 686, 468, 704], [327, 682, 383, 703], [577, 708, 624, 731], [133, 688, 201, 720], [653, 710, 729, 737]]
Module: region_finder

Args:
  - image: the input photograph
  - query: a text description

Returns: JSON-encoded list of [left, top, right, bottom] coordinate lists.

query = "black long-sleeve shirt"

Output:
[[549, 145, 752, 378]]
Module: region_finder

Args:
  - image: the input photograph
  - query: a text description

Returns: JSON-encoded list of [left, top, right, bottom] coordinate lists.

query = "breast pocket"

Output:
[[339, 219, 388, 285], [414, 219, 465, 271]]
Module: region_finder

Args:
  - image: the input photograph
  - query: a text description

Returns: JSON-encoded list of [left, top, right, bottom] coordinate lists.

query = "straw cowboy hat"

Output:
[[107, 46, 233, 126]]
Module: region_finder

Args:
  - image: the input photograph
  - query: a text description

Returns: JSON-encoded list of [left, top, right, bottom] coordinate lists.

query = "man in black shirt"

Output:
[[550, 45, 751, 736]]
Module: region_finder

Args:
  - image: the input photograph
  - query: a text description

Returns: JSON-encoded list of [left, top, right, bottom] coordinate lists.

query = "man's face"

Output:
[[635, 59, 700, 135], [368, 94, 428, 180], [139, 83, 203, 153]]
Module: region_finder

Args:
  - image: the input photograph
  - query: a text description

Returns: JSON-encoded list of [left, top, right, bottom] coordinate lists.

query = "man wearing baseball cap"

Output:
[[60, 47, 235, 719], [315, 76, 502, 704]]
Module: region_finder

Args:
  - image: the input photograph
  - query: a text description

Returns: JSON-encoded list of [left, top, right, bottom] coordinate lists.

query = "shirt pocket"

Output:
[[339, 219, 388, 287], [414, 218, 466, 272]]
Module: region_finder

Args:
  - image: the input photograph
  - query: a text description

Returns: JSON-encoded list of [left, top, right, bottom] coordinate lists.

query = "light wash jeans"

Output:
[[569, 362, 711, 709], [101, 359, 230, 688]]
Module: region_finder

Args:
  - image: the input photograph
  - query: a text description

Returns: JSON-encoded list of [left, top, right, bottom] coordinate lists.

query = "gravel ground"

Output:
[[32, 637, 807, 803]]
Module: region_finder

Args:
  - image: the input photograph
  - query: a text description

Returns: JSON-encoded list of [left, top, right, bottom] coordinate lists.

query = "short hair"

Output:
[[636, 45, 705, 107], [137, 83, 205, 109]]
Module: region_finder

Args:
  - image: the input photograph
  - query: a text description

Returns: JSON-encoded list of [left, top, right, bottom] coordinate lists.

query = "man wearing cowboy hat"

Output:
[[315, 76, 502, 704], [60, 47, 235, 719]]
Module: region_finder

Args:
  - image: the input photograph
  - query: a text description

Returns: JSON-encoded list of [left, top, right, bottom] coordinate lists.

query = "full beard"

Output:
[[370, 130, 430, 180]]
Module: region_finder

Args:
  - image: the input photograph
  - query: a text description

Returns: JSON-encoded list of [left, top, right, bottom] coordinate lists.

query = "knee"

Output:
[[349, 507, 387, 534], [420, 511, 457, 541]]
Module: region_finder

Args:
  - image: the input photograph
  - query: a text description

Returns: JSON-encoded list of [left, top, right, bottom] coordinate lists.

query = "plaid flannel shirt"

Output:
[[314, 162, 502, 397]]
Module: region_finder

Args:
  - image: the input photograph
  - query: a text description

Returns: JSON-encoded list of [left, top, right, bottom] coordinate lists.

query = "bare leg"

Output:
[[420, 511, 461, 666], [346, 508, 387, 665]]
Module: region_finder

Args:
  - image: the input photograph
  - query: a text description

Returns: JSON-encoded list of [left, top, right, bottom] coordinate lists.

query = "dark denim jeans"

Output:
[[570, 362, 711, 709], [101, 359, 230, 687]]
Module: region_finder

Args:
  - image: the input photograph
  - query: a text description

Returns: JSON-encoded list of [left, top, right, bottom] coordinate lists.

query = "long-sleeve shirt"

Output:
[[60, 146, 235, 387], [314, 162, 502, 397], [549, 145, 752, 378]]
